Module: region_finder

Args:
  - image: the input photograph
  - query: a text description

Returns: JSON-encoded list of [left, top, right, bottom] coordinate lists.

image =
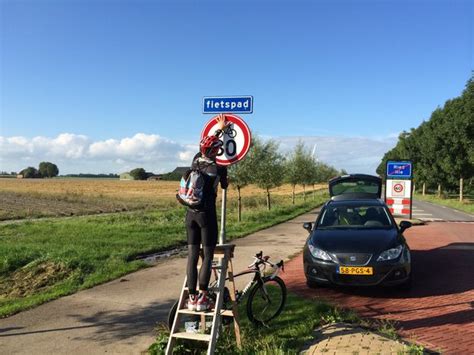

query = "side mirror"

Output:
[[303, 222, 313, 232], [399, 221, 412, 233]]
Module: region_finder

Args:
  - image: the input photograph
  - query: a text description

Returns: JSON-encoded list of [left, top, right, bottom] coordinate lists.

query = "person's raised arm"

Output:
[[213, 113, 230, 137]]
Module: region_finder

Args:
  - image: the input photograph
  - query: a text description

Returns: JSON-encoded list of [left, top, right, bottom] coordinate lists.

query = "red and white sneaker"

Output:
[[187, 294, 197, 311], [196, 292, 214, 311]]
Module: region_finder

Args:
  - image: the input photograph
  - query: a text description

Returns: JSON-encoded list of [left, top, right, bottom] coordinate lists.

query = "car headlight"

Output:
[[377, 245, 403, 261], [308, 244, 332, 261]]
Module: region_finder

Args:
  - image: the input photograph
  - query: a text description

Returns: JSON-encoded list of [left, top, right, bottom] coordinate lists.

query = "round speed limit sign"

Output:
[[201, 114, 251, 166], [394, 183, 404, 193]]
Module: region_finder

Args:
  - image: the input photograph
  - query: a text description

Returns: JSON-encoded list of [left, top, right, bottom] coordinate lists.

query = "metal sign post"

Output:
[[219, 189, 227, 244], [201, 113, 252, 245]]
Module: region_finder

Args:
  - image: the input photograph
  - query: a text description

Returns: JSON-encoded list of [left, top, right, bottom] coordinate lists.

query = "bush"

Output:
[[130, 168, 148, 180]]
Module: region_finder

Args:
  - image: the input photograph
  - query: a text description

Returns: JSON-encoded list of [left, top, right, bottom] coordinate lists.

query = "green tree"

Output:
[[285, 141, 320, 203], [317, 162, 339, 183], [130, 168, 147, 180], [299, 145, 318, 202], [20, 167, 41, 178], [246, 137, 285, 210], [38, 162, 59, 178], [377, 75, 474, 199], [307, 157, 321, 200], [228, 155, 252, 222], [285, 141, 307, 204]]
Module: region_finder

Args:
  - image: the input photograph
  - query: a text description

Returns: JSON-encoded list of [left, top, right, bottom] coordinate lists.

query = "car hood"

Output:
[[310, 228, 399, 254]]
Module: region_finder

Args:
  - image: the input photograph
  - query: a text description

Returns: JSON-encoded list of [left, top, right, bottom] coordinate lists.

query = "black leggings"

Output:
[[185, 209, 218, 294]]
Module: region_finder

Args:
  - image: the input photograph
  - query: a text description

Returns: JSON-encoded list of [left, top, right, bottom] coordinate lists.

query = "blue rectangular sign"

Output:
[[387, 161, 412, 179], [203, 96, 253, 114]]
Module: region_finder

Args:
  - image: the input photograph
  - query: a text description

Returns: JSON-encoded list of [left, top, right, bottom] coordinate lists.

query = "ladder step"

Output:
[[221, 309, 234, 317], [177, 309, 234, 317], [172, 332, 211, 342], [214, 243, 236, 253], [178, 309, 214, 316]]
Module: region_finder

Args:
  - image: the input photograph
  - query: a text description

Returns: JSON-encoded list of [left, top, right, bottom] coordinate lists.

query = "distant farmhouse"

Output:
[[147, 174, 162, 181], [119, 172, 134, 180]]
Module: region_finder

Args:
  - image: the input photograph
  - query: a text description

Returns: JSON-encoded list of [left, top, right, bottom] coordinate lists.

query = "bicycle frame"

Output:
[[210, 253, 284, 304]]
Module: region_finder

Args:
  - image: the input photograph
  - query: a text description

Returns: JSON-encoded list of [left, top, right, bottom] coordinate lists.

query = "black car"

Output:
[[303, 174, 412, 288]]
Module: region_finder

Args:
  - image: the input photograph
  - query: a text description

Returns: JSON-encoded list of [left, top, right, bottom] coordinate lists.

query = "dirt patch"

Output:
[[0, 261, 72, 298], [0, 190, 149, 220]]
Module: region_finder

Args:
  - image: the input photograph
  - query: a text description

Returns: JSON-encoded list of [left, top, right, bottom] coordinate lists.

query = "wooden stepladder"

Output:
[[166, 244, 241, 355]]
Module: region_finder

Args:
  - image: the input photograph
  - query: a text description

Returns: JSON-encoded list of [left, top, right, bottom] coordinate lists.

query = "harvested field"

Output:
[[0, 178, 326, 220]]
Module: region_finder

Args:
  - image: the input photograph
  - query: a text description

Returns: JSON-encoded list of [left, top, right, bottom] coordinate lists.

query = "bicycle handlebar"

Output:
[[248, 251, 284, 276]]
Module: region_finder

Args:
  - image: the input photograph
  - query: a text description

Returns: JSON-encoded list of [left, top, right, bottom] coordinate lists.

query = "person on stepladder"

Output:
[[186, 114, 229, 312]]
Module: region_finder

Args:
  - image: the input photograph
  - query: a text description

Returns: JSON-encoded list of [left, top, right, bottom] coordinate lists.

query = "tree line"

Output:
[[376, 76, 474, 200], [19, 162, 59, 178], [229, 137, 344, 220]]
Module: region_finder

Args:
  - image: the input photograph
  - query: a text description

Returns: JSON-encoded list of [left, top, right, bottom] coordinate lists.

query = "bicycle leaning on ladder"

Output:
[[168, 251, 287, 329]]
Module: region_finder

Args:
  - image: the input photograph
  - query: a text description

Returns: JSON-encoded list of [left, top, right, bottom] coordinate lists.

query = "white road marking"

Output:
[[413, 213, 433, 216]]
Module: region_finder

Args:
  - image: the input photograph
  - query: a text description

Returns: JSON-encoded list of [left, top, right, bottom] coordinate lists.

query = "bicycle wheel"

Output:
[[246, 276, 286, 326], [167, 300, 179, 329]]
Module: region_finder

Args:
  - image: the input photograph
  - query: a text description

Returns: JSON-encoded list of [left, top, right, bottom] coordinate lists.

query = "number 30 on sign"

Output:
[[201, 114, 252, 166]]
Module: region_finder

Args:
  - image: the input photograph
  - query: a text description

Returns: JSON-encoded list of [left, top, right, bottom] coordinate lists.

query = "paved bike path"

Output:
[[0, 210, 319, 354]]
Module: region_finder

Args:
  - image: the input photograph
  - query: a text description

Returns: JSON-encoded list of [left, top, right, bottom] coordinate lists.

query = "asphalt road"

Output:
[[412, 199, 474, 222]]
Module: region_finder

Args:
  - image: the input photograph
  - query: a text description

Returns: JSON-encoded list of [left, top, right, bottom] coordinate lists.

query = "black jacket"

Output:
[[190, 153, 228, 212]]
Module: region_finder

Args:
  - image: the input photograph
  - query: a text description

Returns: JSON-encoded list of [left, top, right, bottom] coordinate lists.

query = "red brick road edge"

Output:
[[281, 223, 474, 354]]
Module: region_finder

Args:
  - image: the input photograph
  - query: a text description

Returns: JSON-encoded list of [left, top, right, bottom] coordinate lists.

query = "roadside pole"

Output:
[[219, 188, 227, 244], [201, 102, 253, 245]]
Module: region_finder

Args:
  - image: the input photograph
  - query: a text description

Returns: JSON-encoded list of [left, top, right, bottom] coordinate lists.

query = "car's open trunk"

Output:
[[329, 174, 382, 200]]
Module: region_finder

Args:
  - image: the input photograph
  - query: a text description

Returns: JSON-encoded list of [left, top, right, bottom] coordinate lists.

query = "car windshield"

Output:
[[318, 205, 392, 229], [331, 180, 379, 196]]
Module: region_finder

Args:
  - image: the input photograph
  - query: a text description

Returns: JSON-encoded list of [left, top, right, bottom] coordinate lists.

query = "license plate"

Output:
[[338, 266, 373, 275]]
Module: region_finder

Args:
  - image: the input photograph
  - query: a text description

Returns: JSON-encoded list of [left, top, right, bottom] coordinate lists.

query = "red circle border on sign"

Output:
[[394, 183, 404, 193], [201, 114, 252, 166]]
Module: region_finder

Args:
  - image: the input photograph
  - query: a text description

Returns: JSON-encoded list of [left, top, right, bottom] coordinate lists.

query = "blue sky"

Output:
[[1, 0, 472, 174]]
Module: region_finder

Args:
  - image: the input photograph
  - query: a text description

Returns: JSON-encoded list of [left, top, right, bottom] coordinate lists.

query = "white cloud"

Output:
[[0, 132, 398, 175], [272, 135, 398, 175], [0, 133, 196, 174]]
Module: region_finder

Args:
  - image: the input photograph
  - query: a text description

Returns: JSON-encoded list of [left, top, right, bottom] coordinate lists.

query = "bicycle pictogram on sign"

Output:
[[201, 114, 252, 166]]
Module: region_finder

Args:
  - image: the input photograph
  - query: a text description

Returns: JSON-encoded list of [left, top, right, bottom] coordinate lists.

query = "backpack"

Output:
[[176, 169, 205, 208]]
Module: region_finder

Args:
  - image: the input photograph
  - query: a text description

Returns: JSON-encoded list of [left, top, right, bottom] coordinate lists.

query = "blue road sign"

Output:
[[203, 96, 253, 114], [387, 161, 412, 179]]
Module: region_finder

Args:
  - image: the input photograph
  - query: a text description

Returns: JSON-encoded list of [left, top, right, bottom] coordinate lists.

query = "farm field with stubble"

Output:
[[0, 178, 325, 220], [0, 178, 327, 317]]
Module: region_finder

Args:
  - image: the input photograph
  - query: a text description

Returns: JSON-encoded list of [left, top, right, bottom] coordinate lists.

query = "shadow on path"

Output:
[[0, 299, 176, 345]]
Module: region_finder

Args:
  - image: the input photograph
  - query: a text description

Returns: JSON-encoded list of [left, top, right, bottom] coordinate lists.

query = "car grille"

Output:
[[333, 253, 372, 266]]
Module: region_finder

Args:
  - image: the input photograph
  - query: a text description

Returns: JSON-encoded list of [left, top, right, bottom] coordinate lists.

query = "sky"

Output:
[[1, 0, 472, 175]]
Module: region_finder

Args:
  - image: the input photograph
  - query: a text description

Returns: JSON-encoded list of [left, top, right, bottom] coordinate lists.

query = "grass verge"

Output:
[[414, 193, 474, 215], [148, 292, 359, 355], [0, 192, 327, 318], [148, 292, 424, 355]]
